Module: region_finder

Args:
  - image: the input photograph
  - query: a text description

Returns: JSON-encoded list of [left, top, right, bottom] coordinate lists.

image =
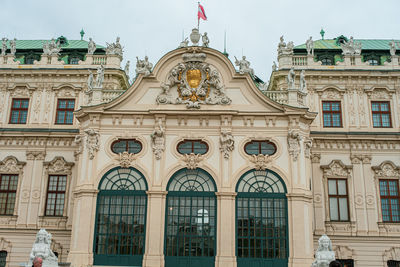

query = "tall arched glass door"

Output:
[[164, 168, 217, 267], [236, 169, 288, 267], [93, 167, 148, 266]]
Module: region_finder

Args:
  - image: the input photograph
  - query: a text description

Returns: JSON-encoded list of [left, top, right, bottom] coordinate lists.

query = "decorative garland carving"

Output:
[[250, 154, 272, 170], [119, 152, 136, 168], [182, 153, 203, 169], [156, 52, 231, 109], [0, 156, 26, 173], [26, 151, 46, 160], [44, 156, 74, 175]]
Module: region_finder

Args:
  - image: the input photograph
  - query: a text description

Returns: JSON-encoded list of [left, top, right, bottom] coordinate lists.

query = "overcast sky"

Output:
[[2, 0, 399, 80]]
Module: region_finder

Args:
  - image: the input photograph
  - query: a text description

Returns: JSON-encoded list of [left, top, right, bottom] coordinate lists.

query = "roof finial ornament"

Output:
[[320, 28, 325, 40], [80, 29, 85, 40]]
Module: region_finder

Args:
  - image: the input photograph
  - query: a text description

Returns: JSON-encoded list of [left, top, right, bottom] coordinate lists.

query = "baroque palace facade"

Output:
[[0, 31, 399, 267]]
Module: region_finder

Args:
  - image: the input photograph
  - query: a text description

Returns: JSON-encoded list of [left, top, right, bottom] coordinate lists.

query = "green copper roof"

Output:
[[4, 39, 104, 50], [295, 39, 400, 50]]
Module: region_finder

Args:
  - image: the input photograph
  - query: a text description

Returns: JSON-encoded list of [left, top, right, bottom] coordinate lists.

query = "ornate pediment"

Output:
[[156, 52, 231, 109], [372, 161, 400, 178], [0, 156, 26, 174], [44, 156, 74, 174], [321, 160, 352, 177]]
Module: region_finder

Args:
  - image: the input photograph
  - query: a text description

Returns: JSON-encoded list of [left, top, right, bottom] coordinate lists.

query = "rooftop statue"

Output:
[[135, 56, 153, 76], [272, 61, 277, 71], [95, 65, 105, 88], [10, 38, 16, 56], [1, 38, 8, 56], [306, 36, 314, 55], [43, 38, 61, 56], [234, 55, 254, 76], [179, 37, 189, 48], [277, 36, 294, 55], [28, 229, 58, 267], [340, 36, 362, 56], [311, 234, 335, 267], [202, 32, 210, 47], [87, 38, 96, 55], [287, 68, 295, 89], [106, 37, 123, 58], [389, 40, 396, 57], [87, 69, 94, 90], [300, 70, 307, 93], [124, 60, 130, 78]]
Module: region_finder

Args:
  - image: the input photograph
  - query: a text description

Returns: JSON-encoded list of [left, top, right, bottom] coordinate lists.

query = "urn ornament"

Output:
[[190, 28, 201, 46]]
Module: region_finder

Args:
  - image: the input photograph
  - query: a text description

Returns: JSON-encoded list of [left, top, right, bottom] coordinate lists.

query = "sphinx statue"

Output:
[[311, 234, 335, 267], [28, 229, 58, 267]]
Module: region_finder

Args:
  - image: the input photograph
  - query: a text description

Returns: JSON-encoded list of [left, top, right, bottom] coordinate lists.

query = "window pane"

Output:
[[337, 180, 347, 195], [391, 199, 400, 222], [381, 114, 390, 127], [381, 199, 390, 222], [323, 114, 332, 127], [380, 103, 389, 111], [371, 103, 379, 111], [329, 198, 339, 220], [380, 180, 388, 196], [332, 114, 341, 126], [328, 180, 337, 195], [339, 198, 348, 221]]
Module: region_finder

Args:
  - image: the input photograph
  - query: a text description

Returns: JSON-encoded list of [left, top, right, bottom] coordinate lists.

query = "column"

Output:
[[215, 192, 237, 267], [351, 154, 368, 234], [142, 191, 167, 267]]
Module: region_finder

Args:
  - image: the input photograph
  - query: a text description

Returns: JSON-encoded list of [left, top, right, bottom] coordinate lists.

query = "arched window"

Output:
[[244, 140, 276, 156], [0, 251, 6, 267], [111, 139, 142, 154], [236, 169, 288, 267], [164, 168, 216, 267], [177, 140, 208, 155], [93, 167, 148, 266]]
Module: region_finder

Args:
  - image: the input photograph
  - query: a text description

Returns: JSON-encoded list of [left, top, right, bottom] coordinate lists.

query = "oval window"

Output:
[[244, 140, 276, 155], [177, 140, 208, 155], [111, 139, 142, 154]]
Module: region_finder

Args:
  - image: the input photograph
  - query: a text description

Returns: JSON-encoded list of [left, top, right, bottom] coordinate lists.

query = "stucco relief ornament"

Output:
[[340, 36, 362, 56], [84, 129, 100, 160], [250, 154, 272, 170], [119, 151, 136, 168], [220, 130, 234, 159], [311, 234, 335, 267], [0, 156, 25, 173], [151, 119, 165, 160], [287, 68, 295, 89], [288, 130, 301, 161], [106, 37, 123, 58], [156, 52, 231, 109], [234, 56, 254, 76], [73, 134, 83, 157], [373, 162, 400, 177], [28, 229, 58, 267], [1, 38, 8, 56], [87, 37, 96, 54], [135, 56, 153, 76], [182, 153, 203, 169]]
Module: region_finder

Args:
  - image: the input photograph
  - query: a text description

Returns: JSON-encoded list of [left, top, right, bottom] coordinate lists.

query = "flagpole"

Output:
[[197, 2, 200, 30]]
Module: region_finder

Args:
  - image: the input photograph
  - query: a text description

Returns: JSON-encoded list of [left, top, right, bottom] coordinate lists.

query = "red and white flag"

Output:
[[198, 3, 207, 21]]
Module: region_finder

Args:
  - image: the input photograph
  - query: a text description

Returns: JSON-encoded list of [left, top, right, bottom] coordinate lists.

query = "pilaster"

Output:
[[350, 154, 368, 235]]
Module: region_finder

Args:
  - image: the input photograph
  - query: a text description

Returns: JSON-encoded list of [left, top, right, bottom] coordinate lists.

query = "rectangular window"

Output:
[[371, 101, 392, 128], [9, 99, 29, 124], [55, 99, 75, 125], [328, 179, 349, 221], [322, 101, 342, 127], [379, 179, 400, 222], [45, 175, 67, 216], [388, 260, 400, 267], [0, 174, 18, 215]]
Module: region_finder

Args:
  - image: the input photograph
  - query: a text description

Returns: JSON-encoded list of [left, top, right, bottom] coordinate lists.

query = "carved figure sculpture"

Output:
[[10, 38, 16, 56], [135, 56, 153, 76], [300, 70, 307, 93], [87, 38, 96, 54], [1, 38, 8, 56], [277, 36, 294, 55], [106, 37, 123, 58], [87, 70, 94, 90], [43, 39, 61, 56], [340, 36, 362, 56], [179, 37, 189, 48], [389, 40, 396, 57], [306, 36, 314, 55], [311, 234, 335, 267], [288, 129, 301, 161], [272, 61, 277, 71], [202, 32, 210, 47], [278, 36, 286, 50], [95, 65, 105, 88], [220, 130, 234, 159], [287, 68, 295, 89], [150, 119, 165, 160], [234, 56, 254, 76], [124, 60, 130, 78], [84, 129, 99, 160], [28, 229, 58, 267]]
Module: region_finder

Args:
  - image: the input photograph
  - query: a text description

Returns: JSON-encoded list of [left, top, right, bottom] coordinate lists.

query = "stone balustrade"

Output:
[[263, 89, 306, 107]]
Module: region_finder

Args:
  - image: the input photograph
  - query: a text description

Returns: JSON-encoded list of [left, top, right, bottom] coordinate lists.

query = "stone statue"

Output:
[[340, 36, 362, 56], [87, 70, 94, 90], [234, 56, 254, 76], [288, 129, 301, 161], [272, 61, 277, 71], [135, 56, 153, 76], [10, 38, 16, 56], [300, 70, 307, 93], [311, 234, 335, 267], [287, 68, 295, 89], [43, 39, 61, 56], [389, 40, 396, 57], [151, 119, 165, 160], [95, 65, 105, 88], [106, 37, 123, 58], [220, 130, 234, 159], [87, 38, 96, 54], [124, 60, 130, 78], [278, 36, 286, 50], [179, 37, 189, 48], [28, 229, 58, 267], [84, 129, 100, 160], [1, 38, 8, 56], [306, 36, 314, 55], [202, 32, 210, 47], [278, 36, 294, 55], [287, 41, 294, 51]]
